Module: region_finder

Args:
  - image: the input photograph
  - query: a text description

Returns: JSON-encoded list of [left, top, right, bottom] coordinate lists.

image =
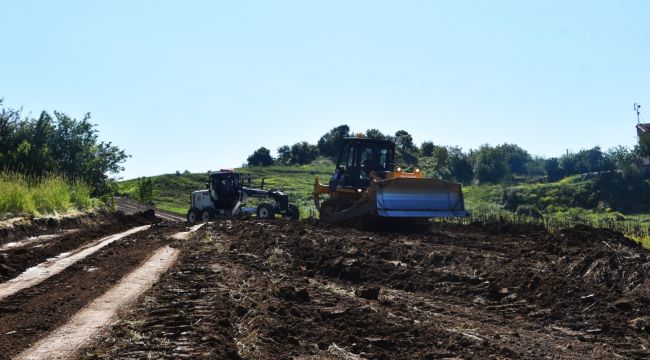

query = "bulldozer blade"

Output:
[[371, 178, 468, 218]]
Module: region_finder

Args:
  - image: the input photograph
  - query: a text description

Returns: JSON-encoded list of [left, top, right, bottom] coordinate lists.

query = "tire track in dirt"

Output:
[[0, 225, 150, 301], [0, 211, 159, 283], [16, 246, 180, 360], [0, 222, 182, 359], [12, 223, 204, 360], [0, 229, 80, 252]]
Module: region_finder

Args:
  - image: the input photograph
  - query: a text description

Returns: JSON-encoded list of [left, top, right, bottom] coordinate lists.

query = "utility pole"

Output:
[[634, 103, 641, 124]]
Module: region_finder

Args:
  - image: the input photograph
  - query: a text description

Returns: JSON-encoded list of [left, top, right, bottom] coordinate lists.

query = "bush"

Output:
[[247, 147, 274, 166], [515, 205, 542, 219], [0, 104, 129, 196]]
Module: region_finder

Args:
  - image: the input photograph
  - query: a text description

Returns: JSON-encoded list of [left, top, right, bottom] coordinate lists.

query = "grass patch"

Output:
[[118, 160, 334, 217], [118, 163, 650, 248], [0, 172, 97, 218]]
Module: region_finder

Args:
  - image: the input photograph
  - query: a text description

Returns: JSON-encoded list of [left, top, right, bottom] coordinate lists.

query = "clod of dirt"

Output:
[[357, 285, 380, 300], [614, 298, 633, 311], [277, 285, 310, 303]]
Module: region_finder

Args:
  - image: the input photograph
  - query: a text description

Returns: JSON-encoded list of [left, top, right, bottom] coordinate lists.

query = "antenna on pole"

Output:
[[634, 103, 641, 124]]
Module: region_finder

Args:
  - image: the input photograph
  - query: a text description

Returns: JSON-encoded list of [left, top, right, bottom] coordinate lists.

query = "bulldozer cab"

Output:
[[332, 138, 395, 189], [209, 171, 240, 208]]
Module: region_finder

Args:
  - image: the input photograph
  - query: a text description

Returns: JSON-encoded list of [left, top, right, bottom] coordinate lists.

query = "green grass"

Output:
[[0, 172, 96, 218], [118, 159, 334, 217], [119, 163, 650, 249], [461, 177, 650, 248]]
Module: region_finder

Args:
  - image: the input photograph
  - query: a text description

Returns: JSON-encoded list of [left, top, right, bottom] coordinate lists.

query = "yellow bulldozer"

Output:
[[313, 136, 468, 227]]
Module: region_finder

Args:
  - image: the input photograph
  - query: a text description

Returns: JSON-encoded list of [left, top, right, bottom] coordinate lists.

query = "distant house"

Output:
[[637, 123, 650, 174]]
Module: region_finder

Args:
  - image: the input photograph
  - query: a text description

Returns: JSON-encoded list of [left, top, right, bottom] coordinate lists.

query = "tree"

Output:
[[289, 142, 319, 164], [543, 158, 563, 182], [317, 125, 349, 160], [394, 130, 416, 152], [0, 105, 129, 196], [472, 144, 507, 184], [420, 146, 473, 184], [276, 145, 291, 164], [607, 146, 640, 179], [447, 147, 474, 184], [638, 132, 650, 158], [137, 177, 155, 204], [497, 143, 531, 176], [420, 141, 434, 157], [423, 145, 448, 178], [365, 129, 387, 140], [247, 147, 274, 166]]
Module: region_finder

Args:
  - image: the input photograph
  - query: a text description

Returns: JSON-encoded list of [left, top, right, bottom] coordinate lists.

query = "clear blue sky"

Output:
[[2, 1, 649, 180]]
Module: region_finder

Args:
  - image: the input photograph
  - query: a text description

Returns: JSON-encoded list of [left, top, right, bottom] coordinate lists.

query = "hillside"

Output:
[[119, 163, 650, 248], [118, 160, 334, 217]]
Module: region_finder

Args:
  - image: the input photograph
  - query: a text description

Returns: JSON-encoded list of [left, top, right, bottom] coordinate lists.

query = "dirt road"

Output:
[[0, 211, 189, 359]]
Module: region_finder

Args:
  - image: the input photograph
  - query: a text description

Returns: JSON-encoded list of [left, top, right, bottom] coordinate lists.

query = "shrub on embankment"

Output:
[[0, 172, 95, 217]]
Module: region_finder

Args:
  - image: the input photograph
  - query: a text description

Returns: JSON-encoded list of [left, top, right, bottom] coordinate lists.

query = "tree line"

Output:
[[247, 124, 650, 185], [0, 100, 129, 196]]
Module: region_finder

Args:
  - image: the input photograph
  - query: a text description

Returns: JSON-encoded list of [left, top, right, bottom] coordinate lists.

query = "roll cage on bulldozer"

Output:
[[187, 170, 299, 224], [313, 136, 468, 227]]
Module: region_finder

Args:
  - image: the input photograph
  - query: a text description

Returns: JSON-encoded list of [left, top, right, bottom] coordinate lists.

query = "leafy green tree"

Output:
[[276, 145, 291, 164], [0, 104, 129, 196], [317, 125, 349, 160], [525, 156, 547, 177], [447, 146, 474, 184], [496, 143, 531, 175], [472, 144, 507, 184], [420, 141, 434, 157], [638, 132, 650, 158], [421, 146, 473, 184], [289, 142, 319, 164], [394, 130, 416, 152], [543, 158, 563, 181], [365, 129, 387, 140], [607, 146, 640, 179], [422, 145, 448, 178], [137, 177, 155, 203], [247, 147, 274, 166]]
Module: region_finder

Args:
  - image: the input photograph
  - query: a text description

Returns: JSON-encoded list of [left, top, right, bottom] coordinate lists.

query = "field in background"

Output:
[[117, 160, 333, 217], [0, 172, 96, 218], [118, 162, 650, 248]]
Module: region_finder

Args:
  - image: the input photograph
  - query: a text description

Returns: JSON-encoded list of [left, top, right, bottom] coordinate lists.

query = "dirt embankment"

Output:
[[83, 219, 649, 359]]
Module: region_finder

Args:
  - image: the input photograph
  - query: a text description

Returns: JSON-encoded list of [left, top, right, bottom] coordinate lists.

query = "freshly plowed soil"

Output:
[[82, 219, 649, 359], [0, 213, 181, 359], [0, 209, 148, 244], [0, 210, 159, 282]]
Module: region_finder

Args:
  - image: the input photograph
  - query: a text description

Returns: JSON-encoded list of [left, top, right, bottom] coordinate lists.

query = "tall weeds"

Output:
[[0, 172, 95, 217]]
